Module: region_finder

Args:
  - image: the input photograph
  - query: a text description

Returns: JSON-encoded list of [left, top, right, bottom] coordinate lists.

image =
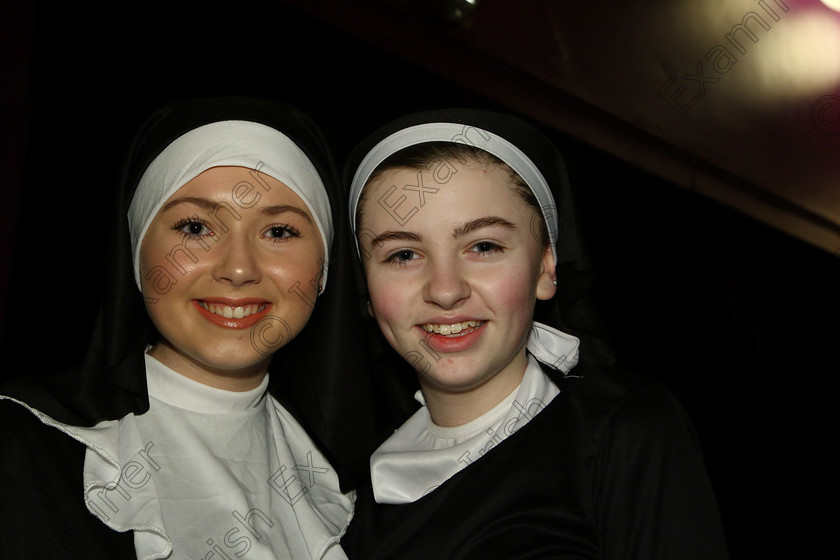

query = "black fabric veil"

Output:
[[2, 97, 375, 487], [344, 108, 615, 422]]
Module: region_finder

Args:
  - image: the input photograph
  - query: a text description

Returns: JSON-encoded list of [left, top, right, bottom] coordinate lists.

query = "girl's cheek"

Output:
[[485, 268, 538, 303], [371, 290, 404, 319], [368, 278, 407, 317]]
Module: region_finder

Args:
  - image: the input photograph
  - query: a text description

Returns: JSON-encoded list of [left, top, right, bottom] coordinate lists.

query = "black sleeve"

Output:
[[0, 398, 136, 559], [593, 386, 729, 560]]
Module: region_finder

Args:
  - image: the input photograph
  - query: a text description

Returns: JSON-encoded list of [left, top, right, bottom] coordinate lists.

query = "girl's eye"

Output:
[[386, 249, 418, 265], [470, 241, 504, 255], [172, 218, 214, 239], [262, 224, 301, 242]]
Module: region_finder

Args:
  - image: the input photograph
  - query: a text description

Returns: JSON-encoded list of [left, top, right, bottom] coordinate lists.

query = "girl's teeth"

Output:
[[200, 302, 265, 318], [422, 320, 482, 335]]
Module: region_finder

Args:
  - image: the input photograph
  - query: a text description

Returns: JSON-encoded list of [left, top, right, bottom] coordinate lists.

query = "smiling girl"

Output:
[[0, 98, 373, 559], [344, 109, 728, 559]]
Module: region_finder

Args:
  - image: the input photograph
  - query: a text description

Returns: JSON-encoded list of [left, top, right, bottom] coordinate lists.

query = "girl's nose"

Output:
[[211, 232, 262, 286], [423, 258, 470, 309]]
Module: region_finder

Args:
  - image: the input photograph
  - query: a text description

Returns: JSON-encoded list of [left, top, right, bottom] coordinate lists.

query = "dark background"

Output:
[[1, 2, 837, 558]]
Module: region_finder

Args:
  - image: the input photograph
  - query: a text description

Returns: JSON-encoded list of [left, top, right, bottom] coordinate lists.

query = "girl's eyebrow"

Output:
[[160, 196, 217, 212], [370, 216, 516, 245], [453, 216, 516, 238], [368, 217, 517, 246], [369, 231, 423, 246], [160, 197, 312, 223], [260, 205, 313, 223]]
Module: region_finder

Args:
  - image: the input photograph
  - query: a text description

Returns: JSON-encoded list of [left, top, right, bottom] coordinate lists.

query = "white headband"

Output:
[[128, 120, 333, 290], [348, 122, 558, 263]]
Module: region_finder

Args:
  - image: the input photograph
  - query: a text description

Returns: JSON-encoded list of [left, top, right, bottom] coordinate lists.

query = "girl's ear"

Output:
[[360, 294, 375, 319], [535, 245, 557, 301]]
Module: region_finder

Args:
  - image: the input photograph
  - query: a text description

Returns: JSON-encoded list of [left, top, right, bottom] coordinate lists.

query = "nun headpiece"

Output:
[[127, 119, 333, 290]]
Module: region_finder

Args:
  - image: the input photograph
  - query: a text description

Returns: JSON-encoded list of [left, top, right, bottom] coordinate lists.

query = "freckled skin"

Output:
[[359, 162, 556, 426], [140, 166, 324, 391]]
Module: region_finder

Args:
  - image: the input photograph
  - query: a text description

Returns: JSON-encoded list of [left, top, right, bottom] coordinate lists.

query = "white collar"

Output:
[[2, 355, 352, 559], [145, 353, 269, 413]]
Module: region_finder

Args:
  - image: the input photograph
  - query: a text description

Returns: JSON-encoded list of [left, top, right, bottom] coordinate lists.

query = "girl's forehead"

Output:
[[363, 164, 531, 228], [368, 162, 516, 199], [164, 166, 309, 209]]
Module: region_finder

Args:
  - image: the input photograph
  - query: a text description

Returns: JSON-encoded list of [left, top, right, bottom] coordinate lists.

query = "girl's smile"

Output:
[[417, 319, 487, 353], [193, 298, 272, 329]]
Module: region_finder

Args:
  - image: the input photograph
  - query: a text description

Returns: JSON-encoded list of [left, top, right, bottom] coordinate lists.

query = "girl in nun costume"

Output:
[[343, 109, 729, 559], [0, 97, 374, 559]]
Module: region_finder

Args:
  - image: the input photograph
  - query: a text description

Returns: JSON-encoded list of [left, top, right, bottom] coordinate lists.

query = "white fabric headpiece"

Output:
[[128, 120, 333, 290], [348, 122, 558, 263]]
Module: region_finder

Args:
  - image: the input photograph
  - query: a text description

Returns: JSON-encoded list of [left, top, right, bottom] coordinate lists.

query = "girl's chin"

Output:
[[418, 365, 490, 391], [153, 344, 270, 378], [194, 354, 272, 376], [413, 352, 529, 396]]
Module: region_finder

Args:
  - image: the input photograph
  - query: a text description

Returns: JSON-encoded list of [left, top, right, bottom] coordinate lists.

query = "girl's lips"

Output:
[[192, 300, 272, 329]]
